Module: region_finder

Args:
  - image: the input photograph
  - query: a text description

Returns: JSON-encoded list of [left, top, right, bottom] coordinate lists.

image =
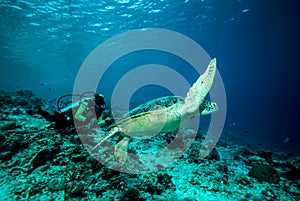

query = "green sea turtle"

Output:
[[92, 58, 218, 164]]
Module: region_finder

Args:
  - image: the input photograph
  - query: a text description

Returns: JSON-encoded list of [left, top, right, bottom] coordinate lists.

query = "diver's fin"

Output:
[[114, 137, 130, 165]]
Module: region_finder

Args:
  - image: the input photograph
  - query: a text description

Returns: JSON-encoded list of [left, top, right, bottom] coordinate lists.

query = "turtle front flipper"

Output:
[[183, 58, 217, 114], [114, 137, 130, 165]]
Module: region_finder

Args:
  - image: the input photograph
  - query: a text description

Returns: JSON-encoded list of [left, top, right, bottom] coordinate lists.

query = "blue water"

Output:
[[0, 0, 299, 152]]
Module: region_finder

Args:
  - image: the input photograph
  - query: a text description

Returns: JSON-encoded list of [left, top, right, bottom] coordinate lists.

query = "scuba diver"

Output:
[[36, 92, 113, 130], [73, 93, 113, 128]]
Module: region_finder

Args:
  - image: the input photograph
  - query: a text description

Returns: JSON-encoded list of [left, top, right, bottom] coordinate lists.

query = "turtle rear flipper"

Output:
[[114, 137, 130, 165], [91, 127, 119, 152]]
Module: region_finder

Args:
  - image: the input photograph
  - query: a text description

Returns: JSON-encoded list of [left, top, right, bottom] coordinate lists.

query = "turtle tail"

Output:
[[184, 58, 217, 114], [90, 128, 118, 153]]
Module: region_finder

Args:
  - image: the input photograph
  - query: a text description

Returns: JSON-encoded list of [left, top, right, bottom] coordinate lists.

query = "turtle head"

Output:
[[199, 101, 219, 115]]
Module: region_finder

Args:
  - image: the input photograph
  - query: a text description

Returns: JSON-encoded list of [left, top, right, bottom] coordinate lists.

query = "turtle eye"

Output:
[[211, 103, 219, 111]]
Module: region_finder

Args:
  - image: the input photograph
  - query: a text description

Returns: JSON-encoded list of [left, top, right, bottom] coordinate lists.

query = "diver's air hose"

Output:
[[57, 91, 97, 113]]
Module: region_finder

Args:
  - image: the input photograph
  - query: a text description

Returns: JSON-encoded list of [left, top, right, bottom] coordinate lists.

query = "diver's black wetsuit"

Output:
[[36, 108, 73, 130], [36, 94, 109, 130]]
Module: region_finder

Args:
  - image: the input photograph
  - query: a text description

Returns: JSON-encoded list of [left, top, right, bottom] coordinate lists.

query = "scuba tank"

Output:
[[57, 92, 106, 120]]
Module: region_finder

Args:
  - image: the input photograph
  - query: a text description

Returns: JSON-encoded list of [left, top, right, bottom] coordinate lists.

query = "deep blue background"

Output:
[[0, 0, 299, 152]]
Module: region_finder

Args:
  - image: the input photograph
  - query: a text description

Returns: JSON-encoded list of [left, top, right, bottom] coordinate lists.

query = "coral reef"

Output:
[[0, 90, 299, 200]]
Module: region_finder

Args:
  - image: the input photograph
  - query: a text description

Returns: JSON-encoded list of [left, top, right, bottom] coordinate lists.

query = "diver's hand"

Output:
[[105, 117, 112, 122], [98, 118, 106, 126]]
